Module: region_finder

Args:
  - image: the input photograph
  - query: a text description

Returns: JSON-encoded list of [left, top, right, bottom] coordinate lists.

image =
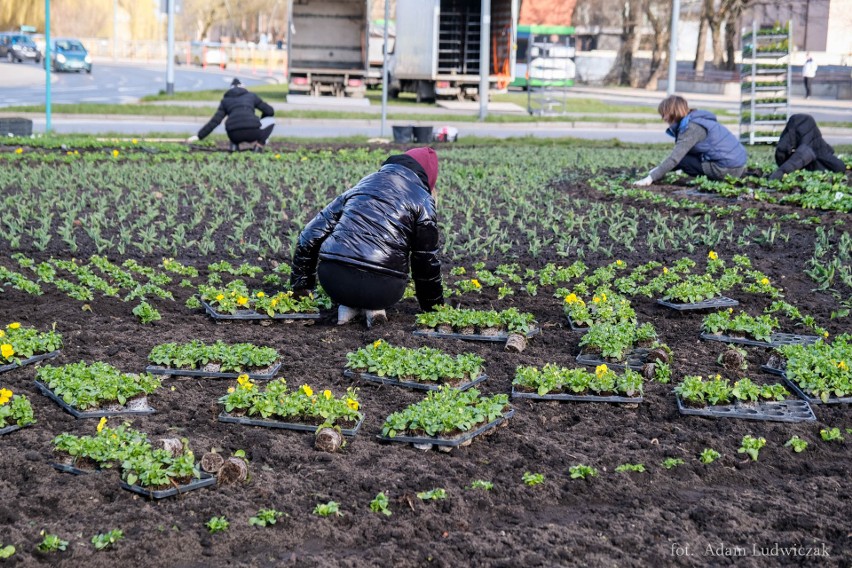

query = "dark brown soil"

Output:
[[0, 161, 850, 567]]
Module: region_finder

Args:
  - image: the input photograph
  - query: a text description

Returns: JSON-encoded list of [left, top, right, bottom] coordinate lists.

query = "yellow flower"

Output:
[[346, 398, 359, 411], [132, 138, 138, 144], [823, 332, 829, 338], [256, 291, 265, 298], [564, 293, 580, 305], [7, 323, 20, 330], [0, 330, 4, 338], [471, 279, 481, 289], [236, 296, 248, 306], [323, 389, 332, 400], [270, 299, 278, 307], [373, 339, 382, 348], [592, 296, 601, 304], [595, 364, 608, 378], [215, 294, 225, 301], [0, 344, 14, 360], [237, 374, 250, 386], [708, 251, 718, 260], [227, 387, 236, 393], [616, 260, 624, 266], [728, 308, 734, 313], [601, 293, 607, 302], [760, 278, 769, 286], [301, 384, 313, 397], [663, 267, 669, 274], [97, 417, 107, 433], [112, 149, 119, 157], [838, 361, 847, 371], [15, 148, 23, 154], [0, 388, 12, 405], [274, 154, 281, 159]]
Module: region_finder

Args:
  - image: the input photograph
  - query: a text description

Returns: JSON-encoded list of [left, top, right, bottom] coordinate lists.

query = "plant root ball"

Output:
[[218, 457, 248, 485], [646, 348, 670, 364], [641, 363, 656, 380], [315, 428, 344, 453], [505, 333, 527, 353], [160, 438, 184, 457], [721, 348, 745, 371], [201, 452, 225, 473]]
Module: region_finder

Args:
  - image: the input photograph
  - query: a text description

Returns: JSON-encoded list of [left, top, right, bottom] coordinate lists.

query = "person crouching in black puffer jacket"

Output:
[[186, 78, 275, 152], [769, 114, 847, 180], [290, 147, 444, 328]]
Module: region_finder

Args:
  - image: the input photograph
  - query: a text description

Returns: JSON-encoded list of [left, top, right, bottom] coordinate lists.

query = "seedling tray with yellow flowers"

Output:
[[218, 378, 363, 435], [0, 387, 35, 435], [563, 289, 637, 333], [575, 321, 662, 371], [196, 280, 327, 321], [511, 364, 644, 403], [700, 310, 819, 348], [0, 322, 62, 374], [35, 362, 159, 419], [343, 340, 487, 391], [146, 340, 282, 380], [773, 334, 852, 404]]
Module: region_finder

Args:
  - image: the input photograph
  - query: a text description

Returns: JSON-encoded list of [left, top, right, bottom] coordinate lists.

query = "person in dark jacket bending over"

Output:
[[634, 95, 748, 186], [186, 78, 275, 152], [769, 114, 847, 180], [290, 147, 443, 328]]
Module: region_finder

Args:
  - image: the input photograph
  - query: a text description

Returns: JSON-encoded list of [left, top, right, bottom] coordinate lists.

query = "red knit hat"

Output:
[[405, 147, 439, 192]]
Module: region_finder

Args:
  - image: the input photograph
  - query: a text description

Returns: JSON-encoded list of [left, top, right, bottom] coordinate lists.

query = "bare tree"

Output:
[[604, 0, 644, 86], [643, 0, 670, 89]]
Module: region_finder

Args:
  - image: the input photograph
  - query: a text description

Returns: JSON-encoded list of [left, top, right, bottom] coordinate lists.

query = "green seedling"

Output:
[[522, 472, 545, 486], [661, 458, 684, 469], [738, 436, 767, 461], [369, 492, 392, 517], [699, 449, 721, 464], [0, 545, 15, 559], [416, 488, 447, 501], [249, 509, 282, 527], [91, 529, 123, 550], [569, 465, 598, 480], [614, 463, 646, 473], [820, 427, 844, 442], [205, 517, 229, 533], [784, 436, 808, 453], [313, 501, 342, 517], [37, 532, 68, 552], [469, 479, 493, 491]]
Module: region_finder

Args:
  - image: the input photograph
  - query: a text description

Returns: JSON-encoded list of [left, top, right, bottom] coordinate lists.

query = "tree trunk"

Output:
[[604, 0, 644, 86], [710, 19, 724, 67], [724, 13, 738, 70], [644, 0, 670, 90], [693, 17, 709, 74]]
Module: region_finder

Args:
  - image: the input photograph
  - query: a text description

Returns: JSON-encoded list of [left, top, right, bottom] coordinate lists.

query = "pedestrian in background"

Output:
[[290, 148, 444, 328], [803, 53, 818, 99], [634, 95, 747, 186], [186, 78, 275, 152]]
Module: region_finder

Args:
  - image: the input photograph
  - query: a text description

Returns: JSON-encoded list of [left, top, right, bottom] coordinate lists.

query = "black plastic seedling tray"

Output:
[[376, 410, 514, 448], [218, 411, 363, 437], [700, 332, 820, 348], [565, 315, 590, 332], [35, 381, 156, 419], [675, 395, 816, 422], [511, 386, 643, 403], [50, 462, 102, 475], [343, 369, 487, 392], [145, 361, 282, 381], [0, 351, 60, 374], [656, 297, 739, 311], [413, 327, 540, 343], [781, 376, 852, 406], [576, 348, 650, 371], [120, 471, 216, 499], [0, 424, 27, 436], [201, 300, 320, 321], [761, 362, 785, 376]]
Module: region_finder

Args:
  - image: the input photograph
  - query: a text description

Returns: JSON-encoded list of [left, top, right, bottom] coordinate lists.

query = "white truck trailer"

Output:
[[287, 0, 370, 97], [389, 0, 519, 101]]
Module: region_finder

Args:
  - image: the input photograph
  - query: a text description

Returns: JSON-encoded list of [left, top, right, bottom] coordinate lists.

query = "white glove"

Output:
[[633, 175, 654, 187], [186, 135, 199, 143]]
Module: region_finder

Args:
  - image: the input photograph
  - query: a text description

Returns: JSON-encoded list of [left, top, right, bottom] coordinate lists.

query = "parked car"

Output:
[[0, 33, 42, 64], [189, 42, 228, 68], [47, 38, 92, 73]]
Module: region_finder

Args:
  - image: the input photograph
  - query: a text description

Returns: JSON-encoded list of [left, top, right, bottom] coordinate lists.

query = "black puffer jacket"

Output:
[[197, 87, 274, 139], [290, 160, 443, 311], [774, 114, 846, 174]]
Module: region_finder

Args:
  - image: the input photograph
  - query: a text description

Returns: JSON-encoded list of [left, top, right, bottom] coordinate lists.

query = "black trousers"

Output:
[[804, 77, 812, 98], [228, 124, 274, 145], [317, 261, 407, 310], [675, 154, 704, 176]]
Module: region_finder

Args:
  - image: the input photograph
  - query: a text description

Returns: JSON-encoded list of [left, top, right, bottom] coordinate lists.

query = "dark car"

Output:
[[48, 38, 92, 73], [0, 33, 42, 63]]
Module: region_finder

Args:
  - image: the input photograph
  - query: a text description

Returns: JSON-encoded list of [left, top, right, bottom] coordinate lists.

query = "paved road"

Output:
[[0, 60, 278, 106]]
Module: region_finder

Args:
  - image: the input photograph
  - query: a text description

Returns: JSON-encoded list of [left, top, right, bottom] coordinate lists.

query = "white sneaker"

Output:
[[365, 310, 387, 328], [337, 305, 362, 325]]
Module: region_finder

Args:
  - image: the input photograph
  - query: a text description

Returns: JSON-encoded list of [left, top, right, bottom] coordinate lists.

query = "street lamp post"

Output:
[[667, 0, 681, 95], [479, 0, 490, 121], [45, 0, 52, 132]]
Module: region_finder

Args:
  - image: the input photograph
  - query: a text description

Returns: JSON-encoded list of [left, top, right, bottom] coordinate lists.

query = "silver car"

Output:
[[0, 33, 42, 64]]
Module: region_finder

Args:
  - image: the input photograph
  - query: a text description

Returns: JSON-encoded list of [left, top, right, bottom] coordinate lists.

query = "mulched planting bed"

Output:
[[1, 147, 850, 566]]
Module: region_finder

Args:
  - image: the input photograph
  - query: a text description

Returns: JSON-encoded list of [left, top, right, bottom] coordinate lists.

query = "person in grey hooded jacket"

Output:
[[634, 95, 748, 186]]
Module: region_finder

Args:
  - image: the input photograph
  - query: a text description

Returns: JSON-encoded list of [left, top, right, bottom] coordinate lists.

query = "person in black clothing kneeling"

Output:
[[769, 114, 847, 180], [186, 78, 275, 152], [290, 147, 443, 328]]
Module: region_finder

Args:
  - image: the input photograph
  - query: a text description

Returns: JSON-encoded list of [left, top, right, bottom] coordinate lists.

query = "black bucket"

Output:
[[0, 118, 33, 137], [392, 125, 413, 143], [413, 126, 434, 143]]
